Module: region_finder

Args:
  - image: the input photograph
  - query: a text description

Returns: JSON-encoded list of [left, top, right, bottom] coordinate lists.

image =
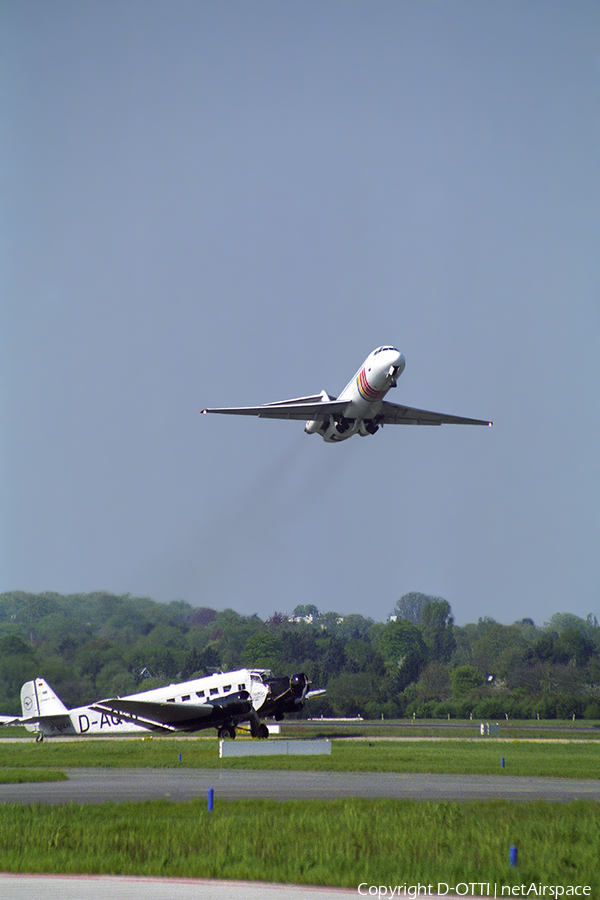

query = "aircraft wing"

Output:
[[379, 400, 492, 427], [91, 689, 253, 732], [202, 393, 349, 422], [91, 699, 214, 728]]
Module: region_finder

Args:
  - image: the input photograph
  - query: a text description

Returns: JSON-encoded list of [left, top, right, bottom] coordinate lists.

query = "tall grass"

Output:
[[0, 798, 598, 889]]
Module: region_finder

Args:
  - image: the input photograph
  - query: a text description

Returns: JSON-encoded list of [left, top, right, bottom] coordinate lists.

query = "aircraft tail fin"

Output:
[[21, 679, 69, 718]]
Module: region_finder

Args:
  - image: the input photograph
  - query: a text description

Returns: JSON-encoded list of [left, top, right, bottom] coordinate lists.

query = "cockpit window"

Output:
[[374, 346, 398, 355], [250, 669, 273, 682]]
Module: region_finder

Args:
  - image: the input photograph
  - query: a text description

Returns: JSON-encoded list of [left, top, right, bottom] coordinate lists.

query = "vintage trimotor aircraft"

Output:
[[1, 669, 323, 741], [201, 345, 492, 442]]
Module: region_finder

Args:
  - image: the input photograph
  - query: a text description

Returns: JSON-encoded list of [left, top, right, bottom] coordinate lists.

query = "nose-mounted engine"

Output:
[[290, 673, 309, 698]]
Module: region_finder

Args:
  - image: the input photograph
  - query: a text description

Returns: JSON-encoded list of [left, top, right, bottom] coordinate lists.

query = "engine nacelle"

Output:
[[290, 673, 308, 698], [358, 419, 379, 436], [304, 418, 324, 435], [304, 415, 361, 443]]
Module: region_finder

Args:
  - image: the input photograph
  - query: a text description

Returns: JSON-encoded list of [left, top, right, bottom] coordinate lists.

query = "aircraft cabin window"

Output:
[[196, 690, 205, 698], [210, 687, 219, 695], [167, 698, 175, 703], [238, 684, 246, 691], [223, 685, 231, 692], [181, 695, 190, 702]]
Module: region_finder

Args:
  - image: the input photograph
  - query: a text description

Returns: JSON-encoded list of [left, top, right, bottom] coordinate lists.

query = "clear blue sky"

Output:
[[2, 1, 598, 626]]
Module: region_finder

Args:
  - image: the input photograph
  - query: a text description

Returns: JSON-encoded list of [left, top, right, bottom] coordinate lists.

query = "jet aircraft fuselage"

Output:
[[304, 346, 405, 441], [201, 345, 492, 442]]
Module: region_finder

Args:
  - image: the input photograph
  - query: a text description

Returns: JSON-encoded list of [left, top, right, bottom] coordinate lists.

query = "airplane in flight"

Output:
[[201, 345, 492, 442], [0, 669, 322, 741]]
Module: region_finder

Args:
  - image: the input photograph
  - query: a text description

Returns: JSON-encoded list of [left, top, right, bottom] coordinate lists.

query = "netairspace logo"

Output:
[[357, 885, 592, 899]]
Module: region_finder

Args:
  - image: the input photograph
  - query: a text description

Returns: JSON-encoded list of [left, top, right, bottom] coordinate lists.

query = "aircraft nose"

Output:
[[388, 350, 406, 382], [391, 350, 405, 370], [290, 673, 308, 697]]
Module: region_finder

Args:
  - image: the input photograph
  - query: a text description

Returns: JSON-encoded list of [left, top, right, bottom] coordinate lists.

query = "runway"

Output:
[[0, 874, 357, 900], [0, 874, 500, 900], [2, 766, 600, 804]]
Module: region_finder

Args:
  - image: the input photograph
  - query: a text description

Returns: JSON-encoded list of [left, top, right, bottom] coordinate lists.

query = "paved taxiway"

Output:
[[2, 766, 600, 804]]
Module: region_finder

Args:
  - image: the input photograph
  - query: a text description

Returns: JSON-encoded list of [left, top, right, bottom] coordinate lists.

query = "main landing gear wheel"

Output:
[[218, 725, 236, 740], [257, 723, 269, 739]]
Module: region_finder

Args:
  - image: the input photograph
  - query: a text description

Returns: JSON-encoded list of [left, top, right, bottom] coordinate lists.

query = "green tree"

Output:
[[326, 672, 378, 718], [470, 622, 529, 675], [544, 612, 592, 635], [420, 599, 455, 662], [378, 620, 427, 689], [242, 633, 283, 671], [391, 593, 431, 624], [451, 665, 485, 698], [416, 661, 452, 701], [554, 627, 594, 666], [279, 625, 319, 670], [292, 604, 320, 619]]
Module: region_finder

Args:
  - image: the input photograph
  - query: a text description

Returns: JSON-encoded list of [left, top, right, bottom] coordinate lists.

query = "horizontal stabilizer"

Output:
[[19, 714, 72, 727]]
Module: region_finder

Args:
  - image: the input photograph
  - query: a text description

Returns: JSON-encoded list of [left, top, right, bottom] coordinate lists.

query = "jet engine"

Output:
[[304, 415, 360, 443], [358, 419, 380, 436]]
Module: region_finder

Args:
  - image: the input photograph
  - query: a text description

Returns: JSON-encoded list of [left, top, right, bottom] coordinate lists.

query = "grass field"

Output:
[[284, 718, 600, 742], [0, 768, 67, 784], [0, 797, 598, 890], [1, 735, 600, 779], [1, 731, 599, 889], [3, 718, 600, 742]]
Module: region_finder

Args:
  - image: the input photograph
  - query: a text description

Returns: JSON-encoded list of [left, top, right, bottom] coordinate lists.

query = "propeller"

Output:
[[289, 673, 308, 699]]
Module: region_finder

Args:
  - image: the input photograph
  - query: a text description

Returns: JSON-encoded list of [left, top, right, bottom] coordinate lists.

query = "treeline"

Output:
[[0, 590, 599, 721]]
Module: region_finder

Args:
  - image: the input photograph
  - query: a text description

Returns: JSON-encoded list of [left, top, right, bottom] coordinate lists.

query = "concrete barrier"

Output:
[[480, 722, 499, 736], [219, 739, 331, 758]]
